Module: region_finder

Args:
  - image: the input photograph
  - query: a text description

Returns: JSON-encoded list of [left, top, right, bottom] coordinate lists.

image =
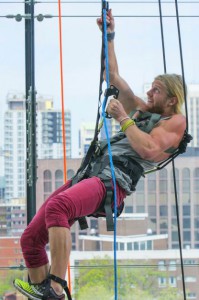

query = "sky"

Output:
[[0, 0, 199, 157]]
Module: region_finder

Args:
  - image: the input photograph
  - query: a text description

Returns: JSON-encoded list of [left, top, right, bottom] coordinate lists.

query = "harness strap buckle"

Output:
[[104, 189, 114, 231], [48, 274, 67, 288], [103, 180, 114, 231]]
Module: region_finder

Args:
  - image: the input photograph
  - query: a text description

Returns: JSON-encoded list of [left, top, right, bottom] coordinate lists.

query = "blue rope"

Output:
[[101, 2, 118, 300], [102, 9, 110, 87]]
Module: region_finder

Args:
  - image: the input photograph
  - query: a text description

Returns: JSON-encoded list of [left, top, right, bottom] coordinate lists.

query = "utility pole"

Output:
[[25, 0, 37, 224]]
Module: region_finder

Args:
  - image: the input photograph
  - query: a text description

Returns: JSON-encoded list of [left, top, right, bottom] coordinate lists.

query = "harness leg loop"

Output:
[[103, 180, 114, 231], [48, 274, 72, 300]]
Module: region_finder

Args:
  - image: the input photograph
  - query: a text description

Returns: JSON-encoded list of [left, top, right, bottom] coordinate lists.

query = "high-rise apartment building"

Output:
[[4, 91, 71, 200], [0, 147, 5, 200], [78, 122, 95, 157], [4, 92, 26, 200], [33, 94, 71, 159]]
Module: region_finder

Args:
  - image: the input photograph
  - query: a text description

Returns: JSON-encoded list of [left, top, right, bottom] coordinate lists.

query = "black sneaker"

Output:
[[13, 278, 65, 300]]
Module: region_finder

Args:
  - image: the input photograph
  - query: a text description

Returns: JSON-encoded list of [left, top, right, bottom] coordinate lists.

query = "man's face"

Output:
[[146, 80, 170, 114]]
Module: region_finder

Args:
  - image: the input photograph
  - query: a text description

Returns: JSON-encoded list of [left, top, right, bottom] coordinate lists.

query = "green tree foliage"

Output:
[[0, 269, 26, 297], [158, 287, 183, 300], [75, 285, 113, 300], [74, 256, 182, 300]]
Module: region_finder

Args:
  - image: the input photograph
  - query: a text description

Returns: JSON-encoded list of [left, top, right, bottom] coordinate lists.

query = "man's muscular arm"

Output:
[[97, 9, 147, 114], [107, 99, 186, 162]]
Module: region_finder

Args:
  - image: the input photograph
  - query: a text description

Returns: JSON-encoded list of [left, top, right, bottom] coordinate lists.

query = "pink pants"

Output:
[[21, 177, 126, 268]]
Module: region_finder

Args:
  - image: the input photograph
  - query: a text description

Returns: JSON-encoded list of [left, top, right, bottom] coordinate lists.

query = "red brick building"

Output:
[[0, 237, 23, 267]]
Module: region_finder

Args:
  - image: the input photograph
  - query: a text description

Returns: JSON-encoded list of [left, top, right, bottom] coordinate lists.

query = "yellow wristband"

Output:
[[121, 119, 135, 132]]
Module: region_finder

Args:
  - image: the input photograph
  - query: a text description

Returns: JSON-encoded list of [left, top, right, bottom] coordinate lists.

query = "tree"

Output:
[[0, 269, 25, 297], [74, 256, 181, 300], [75, 285, 113, 300]]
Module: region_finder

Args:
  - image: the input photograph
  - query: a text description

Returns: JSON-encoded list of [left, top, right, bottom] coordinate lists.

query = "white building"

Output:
[[78, 119, 120, 155], [4, 91, 71, 200], [0, 148, 5, 199], [78, 122, 96, 157]]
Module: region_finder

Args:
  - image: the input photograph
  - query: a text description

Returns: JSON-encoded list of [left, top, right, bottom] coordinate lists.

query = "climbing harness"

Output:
[[71, 1, 121, 233], [71, 85, 120, 232], [46, 274, 72, 300], [71, 2, 121, 299]]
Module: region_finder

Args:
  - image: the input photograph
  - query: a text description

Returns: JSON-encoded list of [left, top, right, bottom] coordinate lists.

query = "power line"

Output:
[[1, 1, 199, 3], [1, 14, 199, 19]]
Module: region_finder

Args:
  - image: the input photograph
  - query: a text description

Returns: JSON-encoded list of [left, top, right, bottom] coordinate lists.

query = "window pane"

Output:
[[55, 169, 63, 180], [43, 170, 52, 180], [183, 218, 191, 229], [44, 182, 52, 193], [160, 205, 168, 217]]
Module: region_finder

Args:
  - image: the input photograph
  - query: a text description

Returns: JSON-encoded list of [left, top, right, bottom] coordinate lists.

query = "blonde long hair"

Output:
[[155, 73, 185, 114]]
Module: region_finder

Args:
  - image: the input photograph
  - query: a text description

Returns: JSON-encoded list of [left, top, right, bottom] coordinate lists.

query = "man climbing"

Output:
[[13, 8, 186, 300]]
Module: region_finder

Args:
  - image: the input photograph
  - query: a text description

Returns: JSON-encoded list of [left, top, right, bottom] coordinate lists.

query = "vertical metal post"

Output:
[[25, 0, 37, 224]]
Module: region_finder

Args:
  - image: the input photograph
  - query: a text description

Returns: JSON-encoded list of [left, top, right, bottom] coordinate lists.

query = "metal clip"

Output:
[[104, 85, 119, 118]]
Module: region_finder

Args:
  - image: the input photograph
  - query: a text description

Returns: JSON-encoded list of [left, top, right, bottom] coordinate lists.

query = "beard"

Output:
[[147, 105, 165, 115]]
